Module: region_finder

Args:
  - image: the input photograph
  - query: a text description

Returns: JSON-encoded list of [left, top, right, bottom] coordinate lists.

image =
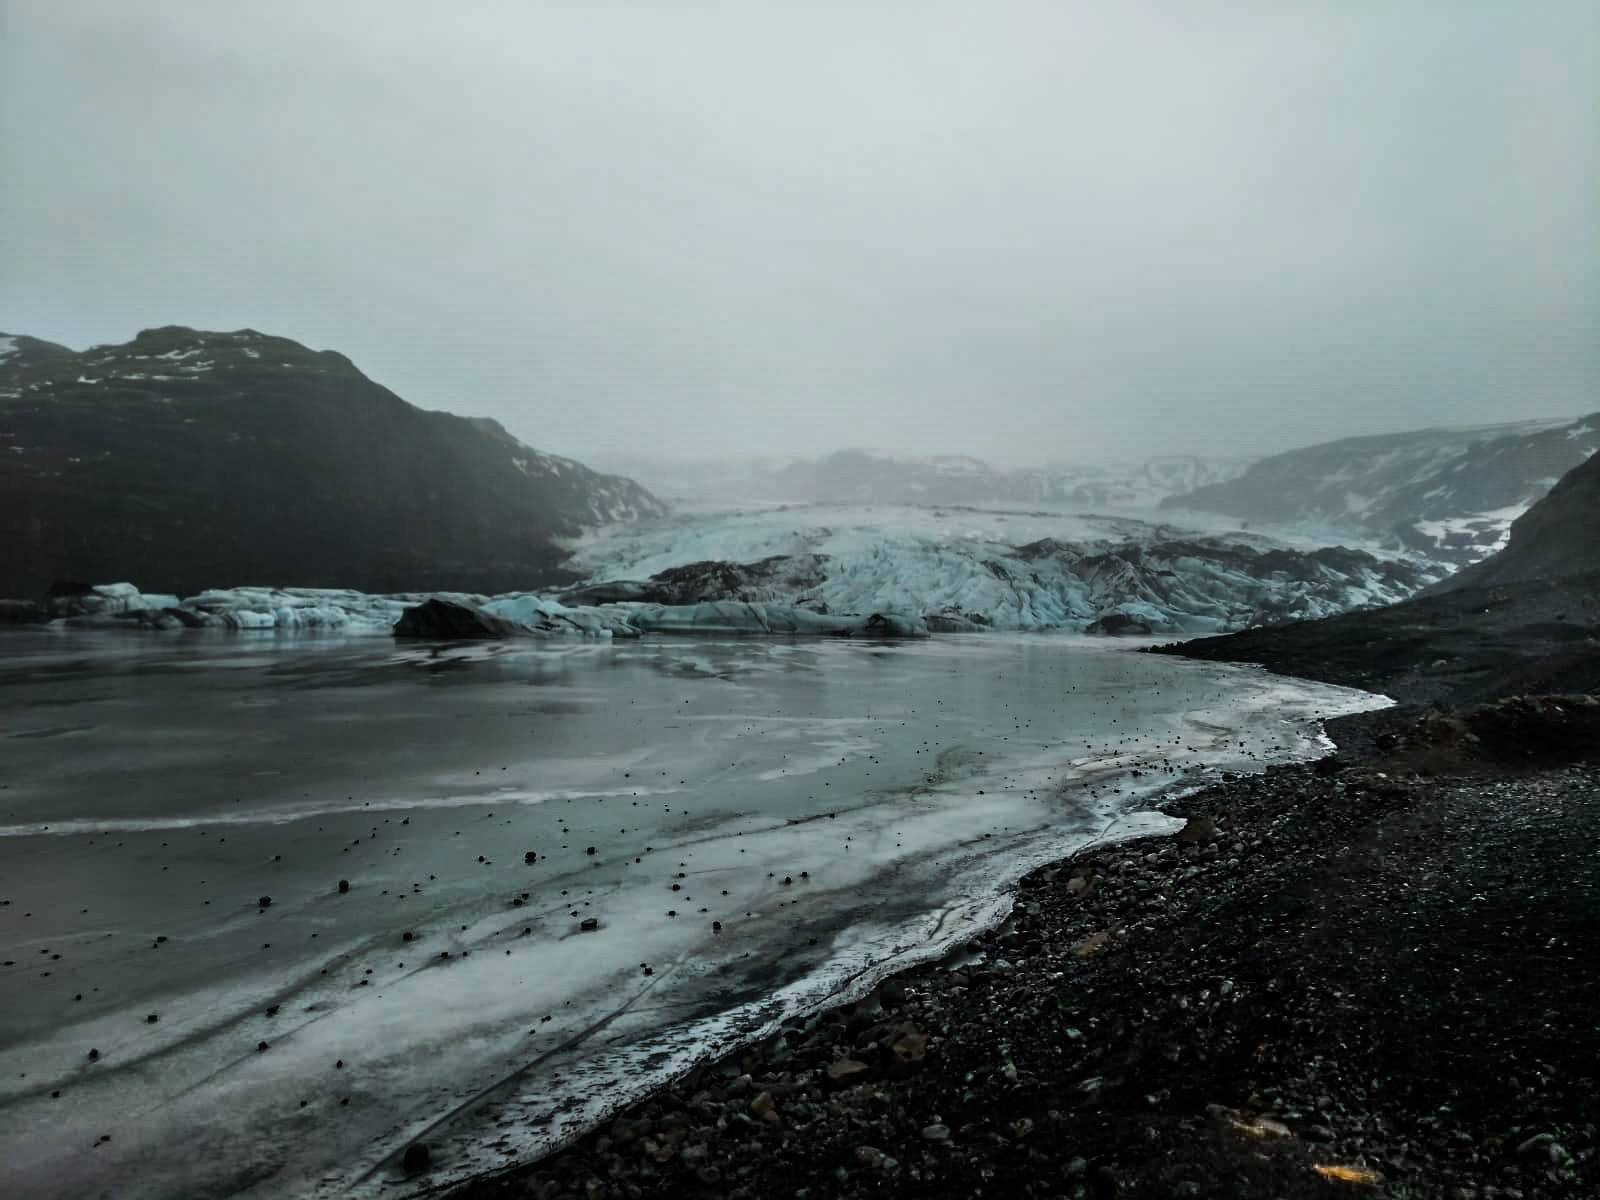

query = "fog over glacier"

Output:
[[2, 1, 1596, 464]]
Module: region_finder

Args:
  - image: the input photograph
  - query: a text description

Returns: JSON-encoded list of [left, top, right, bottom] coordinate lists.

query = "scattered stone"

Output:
[[1516, 1132, 1555, 1157], [826, 1058, 871, 1087], [891, 1031, 929, 1064], [402, 1142, 431, 1172]]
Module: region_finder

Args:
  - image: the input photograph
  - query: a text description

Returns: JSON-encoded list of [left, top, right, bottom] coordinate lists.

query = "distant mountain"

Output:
[[0, 326, 664, 598], [1163, 415, 1598, 565], [1018, 455, 1255, 510], [1435, 445, 1600, 591], [592, 448, 1254, 510], [772, 450, 1017, 505], [588, 453, 807, 503]]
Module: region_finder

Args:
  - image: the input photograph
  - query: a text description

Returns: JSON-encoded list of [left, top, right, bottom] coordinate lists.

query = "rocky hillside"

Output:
[[1159, 451, 1600, 705], [1433, 445, 1600, 591], [1163, 415, 1598, 565], [0, 327, 664, 597]]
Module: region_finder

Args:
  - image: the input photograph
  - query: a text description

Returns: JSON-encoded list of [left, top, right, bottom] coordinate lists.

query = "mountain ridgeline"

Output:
[[592, 448, 1255, 509], [0, 327, 665, 598], [1159, 434, 1600, 705], [1163, 415, 1598, 565]]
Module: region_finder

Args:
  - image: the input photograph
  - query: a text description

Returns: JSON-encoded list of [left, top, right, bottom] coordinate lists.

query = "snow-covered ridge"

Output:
[[1166, 413, 1599, 565]]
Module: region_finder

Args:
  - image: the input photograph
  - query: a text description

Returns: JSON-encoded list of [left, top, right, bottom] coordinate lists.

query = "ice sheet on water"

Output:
[[0, 635, 1389, 1199]]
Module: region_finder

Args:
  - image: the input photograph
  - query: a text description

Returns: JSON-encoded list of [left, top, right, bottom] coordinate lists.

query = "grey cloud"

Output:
[[2, 0, 1595, 464]]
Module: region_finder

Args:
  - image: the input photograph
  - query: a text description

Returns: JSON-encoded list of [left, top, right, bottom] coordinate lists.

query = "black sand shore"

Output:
[[441, 586, 1599, 1200]]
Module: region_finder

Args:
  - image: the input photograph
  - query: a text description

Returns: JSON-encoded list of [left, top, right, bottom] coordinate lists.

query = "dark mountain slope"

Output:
[[1156, 450, 1600, 705], [1163, 415, 1597, 565], [0, 326, 663, 597], [1434, 445, 1600, 591]]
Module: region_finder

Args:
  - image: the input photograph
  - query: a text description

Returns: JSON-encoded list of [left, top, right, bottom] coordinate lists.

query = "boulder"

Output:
[[393, 598, 528, 640], [1085, 612, 1154, 636]]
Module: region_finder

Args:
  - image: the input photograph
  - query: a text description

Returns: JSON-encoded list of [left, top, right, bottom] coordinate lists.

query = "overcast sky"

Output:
[[2, 2, 1595, 465]]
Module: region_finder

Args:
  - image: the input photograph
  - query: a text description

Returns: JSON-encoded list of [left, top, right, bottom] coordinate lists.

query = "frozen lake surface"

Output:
[[0, 631, 1383, 1198]]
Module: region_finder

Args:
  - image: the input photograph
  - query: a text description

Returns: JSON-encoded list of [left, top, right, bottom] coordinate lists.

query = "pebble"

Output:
[[402, 1142, 430, 1171]]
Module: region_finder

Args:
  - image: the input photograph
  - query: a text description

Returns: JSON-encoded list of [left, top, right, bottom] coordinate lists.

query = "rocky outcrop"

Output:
[[0, 326, 665, 598], [1085, 612, 1153, 636], [392, 598, 530, 640], [1400, 694, 1600, 765], [559, 555, 830, 608]]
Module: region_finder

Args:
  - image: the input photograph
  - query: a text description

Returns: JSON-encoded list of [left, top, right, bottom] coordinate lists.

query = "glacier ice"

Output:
[[27, 501, 1443, 639], [561, 503, 1441, 634]]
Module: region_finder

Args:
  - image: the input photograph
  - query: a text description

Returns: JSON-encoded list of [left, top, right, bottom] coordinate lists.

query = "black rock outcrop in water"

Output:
[[0, 327, 665, 598], [392, 598, 530, 640]]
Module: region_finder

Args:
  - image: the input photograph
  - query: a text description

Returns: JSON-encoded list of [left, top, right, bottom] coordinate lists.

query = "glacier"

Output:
[[559, 503, 1440, 634], [29, 501, 1442, 639]]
